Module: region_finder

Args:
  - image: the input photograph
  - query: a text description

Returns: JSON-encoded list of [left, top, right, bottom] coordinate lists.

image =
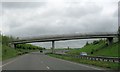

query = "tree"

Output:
[[86, 41, 89, 46], [118, 26, 120, 42], [91, 49, 95, 54], [2, 36, 11, 45], [93, 41, 99, 45]]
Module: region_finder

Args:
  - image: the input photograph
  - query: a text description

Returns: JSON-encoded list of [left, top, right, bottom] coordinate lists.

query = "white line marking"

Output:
[[2, 59, 17, 67], [46, 66, 50, 69], [48, 56, 104, 70], [25, 54, 28, 55], [2, 54, 29, 67]]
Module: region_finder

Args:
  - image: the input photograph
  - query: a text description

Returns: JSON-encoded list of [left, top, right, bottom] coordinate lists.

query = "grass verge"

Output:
[[67, 41, 119, 57], [0, 36, 1, 61], [2, 45, 39, 61], [47, 53, 120, 70], [2, 45, 18, 61]]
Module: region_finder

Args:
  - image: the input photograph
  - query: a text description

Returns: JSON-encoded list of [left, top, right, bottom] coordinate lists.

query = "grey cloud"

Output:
[[113, 9, 118, 17], [118, 1, 120, 26], [36, 3, 102, 19], [2, 2, 46, 9], [64, 4, 102, 18], [0, 2, 2, 16], [2, 2, 118, 48], [7, 14, 117, 38]]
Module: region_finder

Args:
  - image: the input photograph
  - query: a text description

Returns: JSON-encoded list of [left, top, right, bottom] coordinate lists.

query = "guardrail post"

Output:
[[113, 59, 114, 62], [94, 57, 96, 60], [55, 53, 119, 63]]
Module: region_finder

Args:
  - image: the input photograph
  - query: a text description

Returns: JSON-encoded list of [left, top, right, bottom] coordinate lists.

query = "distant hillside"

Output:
[[67, 40, 119, 57]]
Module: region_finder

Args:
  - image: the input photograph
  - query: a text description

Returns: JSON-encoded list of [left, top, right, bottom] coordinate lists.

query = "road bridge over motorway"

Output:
[[10, 32, 118, 53]]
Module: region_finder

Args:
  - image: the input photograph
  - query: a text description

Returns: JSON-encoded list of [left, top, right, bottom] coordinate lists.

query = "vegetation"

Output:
[[2, 45, 17, 60], [47, 39, 119, 70], [67, 40, 106, 55], [0, 35, 2, 61], [91, 42, 119, 57], [1, 35, 43, 61], [0, 44, 1, 61], [48, 53, 119, 70], [16, 44, 43, 50], [67, 40, 119, 57], [118, 26, 120, 42]]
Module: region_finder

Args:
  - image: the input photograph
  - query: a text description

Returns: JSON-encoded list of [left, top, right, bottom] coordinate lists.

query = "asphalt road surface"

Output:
[[2, 52, 105, 70]]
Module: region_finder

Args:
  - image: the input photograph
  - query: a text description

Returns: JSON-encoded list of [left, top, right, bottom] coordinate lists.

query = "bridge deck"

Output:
[[12, 33, 118, 44]]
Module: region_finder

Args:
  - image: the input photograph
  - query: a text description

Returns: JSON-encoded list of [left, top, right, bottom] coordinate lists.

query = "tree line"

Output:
[[1, 34, 44, 50], [16, 44, 44, 50]]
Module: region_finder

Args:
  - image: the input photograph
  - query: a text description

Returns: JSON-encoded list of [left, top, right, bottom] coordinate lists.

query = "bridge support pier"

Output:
[[52, 41, 55, 53], [107, 37, 113, 45], [9, 43, 16, 48]]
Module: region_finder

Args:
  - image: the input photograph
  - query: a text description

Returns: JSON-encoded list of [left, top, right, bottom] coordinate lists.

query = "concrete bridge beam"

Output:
[[52, 41, 55, 53], [107, 37, 113, 45]]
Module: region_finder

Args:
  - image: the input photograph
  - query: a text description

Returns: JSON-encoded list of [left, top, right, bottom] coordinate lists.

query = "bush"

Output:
[[93, 41, 99, 45]]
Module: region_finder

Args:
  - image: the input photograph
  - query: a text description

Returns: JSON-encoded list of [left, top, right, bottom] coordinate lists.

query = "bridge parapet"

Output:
[[11, 33, 118, 44]]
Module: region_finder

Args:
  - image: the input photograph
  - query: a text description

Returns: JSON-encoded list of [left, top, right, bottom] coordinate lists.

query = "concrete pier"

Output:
[[107, 37, 113, 45], [52, 41, 55, 53]]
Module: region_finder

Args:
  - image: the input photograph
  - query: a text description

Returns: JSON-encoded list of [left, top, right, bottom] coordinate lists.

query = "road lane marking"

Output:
[[2, 59, 17, 67], [61, 59, 102, 70], [25, 54, 28, 55], [2, 54, 29, 67], [46, 66, 50, 69], [48, 56, 104, 70]]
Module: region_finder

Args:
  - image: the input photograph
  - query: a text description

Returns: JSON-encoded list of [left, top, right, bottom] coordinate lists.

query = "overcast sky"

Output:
[[1, 0, 119, 48]]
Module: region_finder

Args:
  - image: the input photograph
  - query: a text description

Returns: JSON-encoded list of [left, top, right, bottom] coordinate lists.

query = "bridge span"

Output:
[[11, 32, 118, 53]]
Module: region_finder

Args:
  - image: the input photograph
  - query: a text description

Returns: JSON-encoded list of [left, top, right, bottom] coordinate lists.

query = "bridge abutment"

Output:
[[107, 37, 113, 45], [52, 41, 55, 53], [9, 43, 16, 48]]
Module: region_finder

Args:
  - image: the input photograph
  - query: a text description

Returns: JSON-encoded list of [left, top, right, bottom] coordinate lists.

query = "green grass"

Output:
[[49, 41, 120, 69], [67, 41, 119, 57], [91, 42, 119, 57], [0, 44, 2, 61], [0, 35, 2, 61], [2, 45, 40, 61], [67, 40, 106, 55], [2, 45, 18, 60], [48, 54, 120, 70]]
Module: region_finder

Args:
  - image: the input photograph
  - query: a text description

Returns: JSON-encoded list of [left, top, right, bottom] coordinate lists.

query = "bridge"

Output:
[[10, 32, 118, 53]]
